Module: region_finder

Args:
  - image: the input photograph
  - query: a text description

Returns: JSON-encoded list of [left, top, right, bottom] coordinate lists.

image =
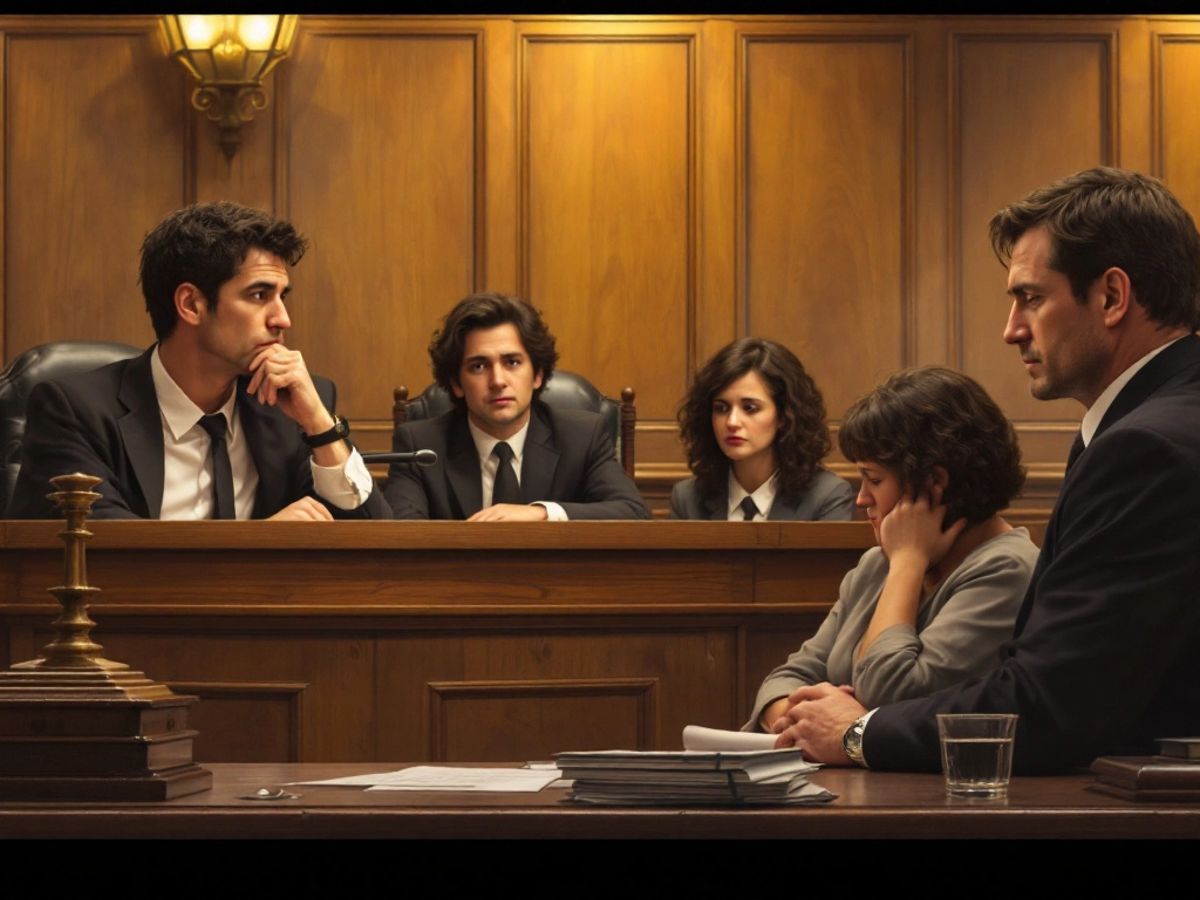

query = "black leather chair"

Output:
[[1, 340, 142, 512], [391, 372, 637, 478]]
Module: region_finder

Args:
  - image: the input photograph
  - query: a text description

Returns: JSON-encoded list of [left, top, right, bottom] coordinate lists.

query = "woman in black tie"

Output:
[[670, 337, 854, 521]]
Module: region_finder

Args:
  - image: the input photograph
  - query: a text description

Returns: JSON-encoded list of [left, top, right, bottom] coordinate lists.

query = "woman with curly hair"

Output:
[[751, 367, 1040, 739], [670, 338, 854, 520]]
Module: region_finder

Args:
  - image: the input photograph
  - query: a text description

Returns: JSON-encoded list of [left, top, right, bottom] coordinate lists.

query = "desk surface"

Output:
[[0, 763, 1190, 839]]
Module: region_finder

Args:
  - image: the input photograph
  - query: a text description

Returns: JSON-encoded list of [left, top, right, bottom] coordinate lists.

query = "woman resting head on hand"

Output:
[[752, 367, 1038, 741], [671, 337, 853, 521]]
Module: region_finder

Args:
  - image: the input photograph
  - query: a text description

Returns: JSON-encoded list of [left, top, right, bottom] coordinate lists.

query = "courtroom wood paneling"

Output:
[[741, 32, 912, 420], [69, 629, 376, 762], [192, 75, 276, 214], [2, 25, 186, 361], [953, 29, 1116, 464], [1154, 27, 1200, 219], [521, 26, 695, 424], [378, 627, 735, 759], [169, 680, 306, 763], [428, 677, 656, 760], [281, 23, 482, 442]]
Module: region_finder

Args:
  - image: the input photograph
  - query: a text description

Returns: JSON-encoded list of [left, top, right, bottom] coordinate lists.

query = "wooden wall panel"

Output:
[[1156, 30, 1200, 219], [282, 27, 480, 437], [742, 35, 911, 420], [376, 628, 735, 760], [522, 33, 693, 422], [954, 33, 1113, 446], [3, 27, 185, 360]]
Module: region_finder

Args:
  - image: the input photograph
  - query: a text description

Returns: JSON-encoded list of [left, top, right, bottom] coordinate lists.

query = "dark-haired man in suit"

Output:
[[384, 292, 649, 521], [770, 167, 1200, 774], [8, 201, 390, 520]]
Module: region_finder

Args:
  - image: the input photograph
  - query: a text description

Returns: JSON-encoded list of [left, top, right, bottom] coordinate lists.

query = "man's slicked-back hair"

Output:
[[988, 166, 1200, 330], [139, 201, 308, 340], [428, 292, 559, 403]]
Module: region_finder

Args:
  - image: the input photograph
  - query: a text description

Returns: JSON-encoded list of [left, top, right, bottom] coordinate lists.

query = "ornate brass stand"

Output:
[[0, 474, 212, 800]]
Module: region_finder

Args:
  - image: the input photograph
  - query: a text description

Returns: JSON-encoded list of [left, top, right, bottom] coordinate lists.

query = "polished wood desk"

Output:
[[0, 763, 1184, 839], [0, 521, 875, 765]]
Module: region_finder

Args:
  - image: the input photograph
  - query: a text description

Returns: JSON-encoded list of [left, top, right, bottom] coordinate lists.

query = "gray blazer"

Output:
[[668, 468, 854, 521]]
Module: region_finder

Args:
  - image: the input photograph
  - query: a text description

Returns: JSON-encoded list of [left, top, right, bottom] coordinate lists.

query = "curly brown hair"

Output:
[[428, 292, 559, 404], [678, 338, 832, 505], [837, 367, 1025, 525]]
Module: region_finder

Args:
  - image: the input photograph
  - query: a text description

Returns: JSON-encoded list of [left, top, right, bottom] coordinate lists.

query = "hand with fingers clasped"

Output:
[[467, 503, 549, 522], [770, 682, 868, 764], [246, 344, 332, 436], [878, 483, 967, 572], [267, 497, 334, 521]]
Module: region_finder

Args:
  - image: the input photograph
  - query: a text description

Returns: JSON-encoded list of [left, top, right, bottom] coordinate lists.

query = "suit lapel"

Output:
[[520, 405, 559, 504], [446, 414, 484, 517], [767, 495, 796, 521], [1092, 334, 1200, 444], [116, 350, 165, 518]]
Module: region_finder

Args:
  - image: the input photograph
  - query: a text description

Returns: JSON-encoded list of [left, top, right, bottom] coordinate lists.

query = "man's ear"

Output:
[[174, 283, 206, 328], [532, 369, 544, 391], [1096, 266, 1133, 328], [450, 378, 465, 399]]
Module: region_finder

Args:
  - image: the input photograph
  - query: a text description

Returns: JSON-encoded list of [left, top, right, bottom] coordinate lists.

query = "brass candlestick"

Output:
[[16, 473, 123, 670], [0, 472, 212, 799]]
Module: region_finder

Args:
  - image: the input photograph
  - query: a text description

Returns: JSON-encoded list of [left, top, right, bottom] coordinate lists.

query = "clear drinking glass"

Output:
[[936, 713, 1018, 798]]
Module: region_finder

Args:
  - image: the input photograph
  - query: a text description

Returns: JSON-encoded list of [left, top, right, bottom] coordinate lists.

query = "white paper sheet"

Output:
[[286, 766, 560, 792]]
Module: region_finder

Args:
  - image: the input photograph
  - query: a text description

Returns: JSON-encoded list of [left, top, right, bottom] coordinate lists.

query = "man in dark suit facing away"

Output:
[[770, 167, 1200, 774], [8, 201, 391, 521], [385, 292, 649, 521]]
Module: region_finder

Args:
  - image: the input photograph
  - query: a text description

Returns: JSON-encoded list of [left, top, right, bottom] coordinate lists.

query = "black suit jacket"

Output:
[[668, 469, 854, 521], [6, 347, 391, 520], [864, 335, 1200, 774], [384, 402, 650, 520]]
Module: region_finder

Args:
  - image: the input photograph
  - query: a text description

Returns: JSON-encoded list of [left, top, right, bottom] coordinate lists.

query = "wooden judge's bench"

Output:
[[0, 521, 898, 765]]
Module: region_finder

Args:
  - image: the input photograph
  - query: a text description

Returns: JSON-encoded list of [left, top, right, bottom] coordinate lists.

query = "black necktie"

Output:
[[198, 413, 236, 520], [1065, 432, 1086, 474], [491, 441, 521, 505], [739, 496, 759, 521]]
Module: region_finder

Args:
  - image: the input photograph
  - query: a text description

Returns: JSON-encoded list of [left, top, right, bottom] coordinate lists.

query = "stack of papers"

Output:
[[555, 745, 834, 806]]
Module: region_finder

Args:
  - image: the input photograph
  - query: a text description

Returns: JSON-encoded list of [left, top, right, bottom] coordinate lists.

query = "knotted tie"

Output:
[[739, 496, 759, 521], [491, 441, 522, 505], [198, 413, 236, 520]]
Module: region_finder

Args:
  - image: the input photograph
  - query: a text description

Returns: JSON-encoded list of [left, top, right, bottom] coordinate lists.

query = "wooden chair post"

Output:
[[620, 387, 636, 479]]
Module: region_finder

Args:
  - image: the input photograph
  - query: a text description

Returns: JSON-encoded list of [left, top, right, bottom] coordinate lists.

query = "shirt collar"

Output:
[[1080, 336, 1184, 446], [467, 416, 531, 466], [150, 345, 238, 442], [727, 469, 778, 519]]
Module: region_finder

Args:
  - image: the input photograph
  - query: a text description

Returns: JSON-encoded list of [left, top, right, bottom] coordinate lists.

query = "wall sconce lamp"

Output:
[[160, 15, 299, 161]]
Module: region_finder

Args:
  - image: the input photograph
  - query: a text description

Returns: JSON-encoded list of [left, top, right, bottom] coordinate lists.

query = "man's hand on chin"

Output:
[[770, 682, 867, 765], [467, 504, 549, 522], [246, 344, 328, 433]]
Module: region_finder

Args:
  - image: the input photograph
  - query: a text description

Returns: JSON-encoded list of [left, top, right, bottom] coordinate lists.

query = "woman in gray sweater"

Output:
[[751, 367, 1039, 735]]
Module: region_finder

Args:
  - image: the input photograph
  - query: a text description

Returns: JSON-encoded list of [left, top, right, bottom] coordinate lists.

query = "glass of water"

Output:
[[936, 713, 1018, 798]]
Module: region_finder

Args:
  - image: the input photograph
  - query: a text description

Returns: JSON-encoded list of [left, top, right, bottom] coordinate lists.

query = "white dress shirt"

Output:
[[1080, 336, 1184, 447], [467, 418, 567, 520], [150, 347, 372, 519], [726, 470, 778, 521]]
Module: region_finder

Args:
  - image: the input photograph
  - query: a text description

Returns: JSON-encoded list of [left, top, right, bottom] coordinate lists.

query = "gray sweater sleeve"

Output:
[[850, 538, 1037, 708], [741, 566, 858, 731]]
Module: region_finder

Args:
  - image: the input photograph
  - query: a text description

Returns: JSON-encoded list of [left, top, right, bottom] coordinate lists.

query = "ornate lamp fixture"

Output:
[[160, 14, 299, 161]]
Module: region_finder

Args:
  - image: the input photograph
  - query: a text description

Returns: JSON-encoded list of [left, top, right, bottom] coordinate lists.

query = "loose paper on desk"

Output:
[[289, 767, 560, 792], [682, 725, 777, 752]]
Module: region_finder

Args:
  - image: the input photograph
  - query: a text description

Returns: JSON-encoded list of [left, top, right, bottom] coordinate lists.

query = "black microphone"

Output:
[[361, 450, 439, 467]]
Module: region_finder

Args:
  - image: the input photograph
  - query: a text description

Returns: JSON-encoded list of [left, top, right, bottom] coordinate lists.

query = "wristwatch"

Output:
[[304, 414, 351, 448], [842, 714, 869, 767]]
